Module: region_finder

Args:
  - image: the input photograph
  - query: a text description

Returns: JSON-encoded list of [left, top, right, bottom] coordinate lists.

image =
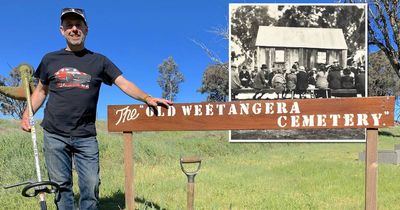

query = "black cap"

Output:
[[61, 8, 87, 25]]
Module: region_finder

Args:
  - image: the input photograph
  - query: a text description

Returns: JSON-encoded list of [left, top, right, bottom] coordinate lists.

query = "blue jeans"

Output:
[[43, 129, 100, 210]]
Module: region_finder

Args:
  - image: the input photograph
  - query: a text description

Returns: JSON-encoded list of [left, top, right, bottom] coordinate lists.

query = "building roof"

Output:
[[255, 26, 348, 50]]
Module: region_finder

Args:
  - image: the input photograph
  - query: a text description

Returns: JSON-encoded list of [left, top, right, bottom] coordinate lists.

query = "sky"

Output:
[[0, 0, 362, 120]]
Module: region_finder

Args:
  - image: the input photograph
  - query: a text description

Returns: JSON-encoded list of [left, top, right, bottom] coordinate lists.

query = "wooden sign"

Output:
[[108, 96, 395, 132]]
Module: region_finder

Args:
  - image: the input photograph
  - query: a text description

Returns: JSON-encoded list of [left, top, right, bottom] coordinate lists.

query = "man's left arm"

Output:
[[114, 75, 172, 107]]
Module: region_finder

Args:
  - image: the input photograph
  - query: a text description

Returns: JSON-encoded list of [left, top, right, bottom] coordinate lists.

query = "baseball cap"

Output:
[[61, 8, 87, 25]]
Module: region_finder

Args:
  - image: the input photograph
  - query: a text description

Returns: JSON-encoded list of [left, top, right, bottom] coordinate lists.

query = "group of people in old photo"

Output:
[[231, 60, 365, 100]]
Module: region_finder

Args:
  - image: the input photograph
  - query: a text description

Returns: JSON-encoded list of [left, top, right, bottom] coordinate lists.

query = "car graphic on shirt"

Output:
[[54, 67, 91, 89]]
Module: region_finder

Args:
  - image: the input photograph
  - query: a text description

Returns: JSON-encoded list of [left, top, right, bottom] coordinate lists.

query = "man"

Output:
[[355, 66, 366, 96], [253, 64, 268, 90], [350, 60, 359, 77], [332, 59, 343, 72], [20, 8, 172, 210], [230, 64, 242, 89], [341, 68, 354, 89], [252, 64, 268, 99], [285, 68, 297, 98], [328, 61, 342, 90], [267, 66, 276, 88], [296, 66, 308, 99], [239, 65, 251, 88]]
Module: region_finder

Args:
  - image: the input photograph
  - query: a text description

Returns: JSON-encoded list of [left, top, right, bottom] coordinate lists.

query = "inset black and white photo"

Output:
[[229, 3, 367, 142]]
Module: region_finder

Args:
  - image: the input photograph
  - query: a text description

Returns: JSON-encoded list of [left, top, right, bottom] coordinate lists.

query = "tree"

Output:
[[396, 97, 400, 122], [231, 6, 275, 64], [369, 50, 400, 122], [0, 67, 27, 119], [368, 50, 400, 96], [368, 0, 400, 79], [157, 57, 184, 101], [193, 25, 230, 102], [197, 63, 229, 102], [365, 0, 400, 122], [276, 5, 365, 58], [231, 5, 365, 65]]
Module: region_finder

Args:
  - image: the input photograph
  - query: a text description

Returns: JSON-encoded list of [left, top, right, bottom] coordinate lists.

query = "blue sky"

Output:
[[0, 0, 358, 119]]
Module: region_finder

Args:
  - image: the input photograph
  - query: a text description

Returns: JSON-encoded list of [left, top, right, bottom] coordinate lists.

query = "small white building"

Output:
[[255, 26, 348, 70]]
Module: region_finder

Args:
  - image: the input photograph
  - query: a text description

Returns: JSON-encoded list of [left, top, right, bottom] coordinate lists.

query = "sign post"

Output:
[[366, 128, 378, 210], [123, 132, 134, 210], [108, 96, 395, 209]]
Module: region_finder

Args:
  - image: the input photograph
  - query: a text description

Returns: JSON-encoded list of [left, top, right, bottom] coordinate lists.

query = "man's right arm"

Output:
[[21, 80, 48, 132]]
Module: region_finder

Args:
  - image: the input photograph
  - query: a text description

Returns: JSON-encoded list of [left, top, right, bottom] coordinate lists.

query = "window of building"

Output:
[[317, 51, 327, 64], [275, 50, 285, 63]]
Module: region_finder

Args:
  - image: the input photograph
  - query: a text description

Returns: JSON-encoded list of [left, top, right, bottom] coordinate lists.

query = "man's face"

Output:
[[60, 16, 88, 47]]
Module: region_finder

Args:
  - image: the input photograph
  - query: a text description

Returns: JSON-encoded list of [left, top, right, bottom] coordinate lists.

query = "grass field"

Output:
[[1, 119, 400, 209]]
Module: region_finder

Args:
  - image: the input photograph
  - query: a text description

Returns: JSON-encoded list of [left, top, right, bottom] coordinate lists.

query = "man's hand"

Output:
[[145, 96, 173, 108], [19, 81, 48, 132], [21, 113, 31, 132]]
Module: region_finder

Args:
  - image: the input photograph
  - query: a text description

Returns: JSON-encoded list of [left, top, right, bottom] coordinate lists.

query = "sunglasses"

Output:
[[61, 8, 85, 16]]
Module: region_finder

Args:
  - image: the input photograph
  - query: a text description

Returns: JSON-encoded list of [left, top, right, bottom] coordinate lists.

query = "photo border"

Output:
[[228, 3, 368, 143]]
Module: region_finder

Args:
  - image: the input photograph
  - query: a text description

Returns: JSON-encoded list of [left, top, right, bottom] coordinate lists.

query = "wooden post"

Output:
[[187, 182, 195, 210], [365, 128, 378, 210], [123, 132, 135, 210]]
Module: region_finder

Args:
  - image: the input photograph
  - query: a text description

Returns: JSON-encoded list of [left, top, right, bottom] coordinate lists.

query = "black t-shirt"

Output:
[[35, 48, 122, 137]]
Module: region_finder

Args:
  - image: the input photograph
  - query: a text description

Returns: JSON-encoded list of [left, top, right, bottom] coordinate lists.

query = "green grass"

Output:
[[1, 119, 400, 209]]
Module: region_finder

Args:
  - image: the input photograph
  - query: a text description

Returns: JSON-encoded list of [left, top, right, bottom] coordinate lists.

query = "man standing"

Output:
[[252, 64, 268, 99], [285, 68, 297, 97], [355, 66, 366, 96], [328, 62, 342, 90], [20, 8, 172, 210], [231, 64, 243, 89], [296, 66, 308, 99]]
